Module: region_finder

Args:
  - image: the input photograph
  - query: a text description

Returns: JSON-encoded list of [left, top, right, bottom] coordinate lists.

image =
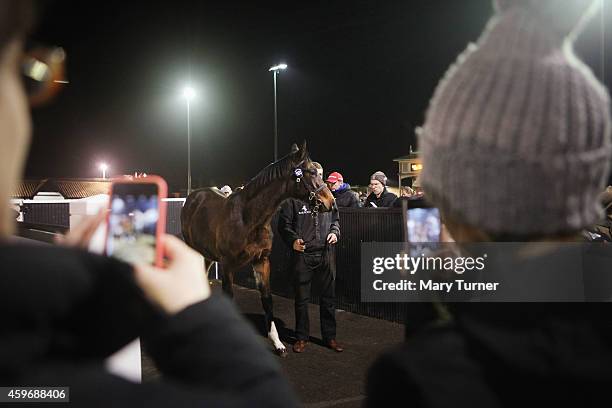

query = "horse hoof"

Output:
[[276, 348, 288, 358]]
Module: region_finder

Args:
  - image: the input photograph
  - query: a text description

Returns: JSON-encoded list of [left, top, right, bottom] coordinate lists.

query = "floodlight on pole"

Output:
[[182, 86, 196, 102], [181, 85, 197, 195], [269, 63, 287, 161], [99, 163, 108, 179], [269, 63, 287, 72]]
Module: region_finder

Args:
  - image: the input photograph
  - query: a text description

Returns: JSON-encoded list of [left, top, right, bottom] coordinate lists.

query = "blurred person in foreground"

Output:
[[0, 2, 298, 406], [367, 0, 612, 406], [364, 171, 397, 208], [326, 171, 360, 208]]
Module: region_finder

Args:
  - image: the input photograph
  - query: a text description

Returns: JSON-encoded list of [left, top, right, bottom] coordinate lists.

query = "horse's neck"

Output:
[[242, 179, 292, 226]]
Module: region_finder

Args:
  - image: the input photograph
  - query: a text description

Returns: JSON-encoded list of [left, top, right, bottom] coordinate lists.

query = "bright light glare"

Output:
[[99, 163, 108, 171], [182, 86, 196, 101], [269, 63, 288, 72]]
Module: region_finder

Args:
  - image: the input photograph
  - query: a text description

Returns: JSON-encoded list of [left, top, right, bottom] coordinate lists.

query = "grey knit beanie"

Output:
[[370, 171, 388, 186], [420, 0, 612, 236]]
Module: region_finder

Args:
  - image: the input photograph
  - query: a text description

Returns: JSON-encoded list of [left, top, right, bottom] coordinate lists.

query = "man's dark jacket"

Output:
[[0, 244, 299, 407], [278, 199, 340, 253], [365, 188, 397, 208], [333, 183, 361, 208]]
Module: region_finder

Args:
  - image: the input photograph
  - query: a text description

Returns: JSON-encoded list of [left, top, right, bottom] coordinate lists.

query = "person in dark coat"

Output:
[[1, 240, 299, 407], [365, 171, 397, 208], [278, 162, 344, 354], [0, 3, 299, 406], [366, 0, 612, 406], [326, 171, 361, 208]]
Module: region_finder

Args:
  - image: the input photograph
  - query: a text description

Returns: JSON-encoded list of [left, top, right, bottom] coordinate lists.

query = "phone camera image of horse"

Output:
[[181, 141, 334, 356]]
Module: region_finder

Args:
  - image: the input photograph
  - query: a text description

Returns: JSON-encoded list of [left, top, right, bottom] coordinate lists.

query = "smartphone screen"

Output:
[[106, 183, 160, 265], [407, 207, 441, 243]]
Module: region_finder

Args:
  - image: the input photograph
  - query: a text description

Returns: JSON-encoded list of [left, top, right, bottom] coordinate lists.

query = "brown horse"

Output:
[[181, 142, 335, 356]]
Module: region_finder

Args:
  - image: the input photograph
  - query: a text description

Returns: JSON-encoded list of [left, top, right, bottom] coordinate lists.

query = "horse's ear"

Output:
[[299, 140, 308, 160], [290, 143, 299, 155]]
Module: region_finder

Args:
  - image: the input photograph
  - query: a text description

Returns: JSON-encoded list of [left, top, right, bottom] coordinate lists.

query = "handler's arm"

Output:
[[278, 199, 300, 246]]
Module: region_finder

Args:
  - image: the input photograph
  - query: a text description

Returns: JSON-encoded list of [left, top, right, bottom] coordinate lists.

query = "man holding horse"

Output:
[[278, 162, 344, 353]]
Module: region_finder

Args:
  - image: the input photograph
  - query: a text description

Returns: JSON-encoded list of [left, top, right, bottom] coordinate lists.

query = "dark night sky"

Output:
[[25, 0, 612, 192]]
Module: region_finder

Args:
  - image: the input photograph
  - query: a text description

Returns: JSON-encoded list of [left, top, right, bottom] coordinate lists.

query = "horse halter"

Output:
[[293, 165, 327, 217]]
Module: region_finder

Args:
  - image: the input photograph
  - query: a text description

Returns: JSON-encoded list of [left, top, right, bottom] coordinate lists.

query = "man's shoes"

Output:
[[293, 340, 308, 353], [325, 339, 344, 352]]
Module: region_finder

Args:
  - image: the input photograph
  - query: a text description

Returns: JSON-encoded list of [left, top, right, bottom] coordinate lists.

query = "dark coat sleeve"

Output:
[[366, 348, 423, 407], [23, 296, 299, 407], [382, 192, 398, 207], [329, 206, 340, 239], [140, 296, 299, 407], [4, 245, 299, 407], [365, 193, 376, 208], [278, 199, 299, 246]]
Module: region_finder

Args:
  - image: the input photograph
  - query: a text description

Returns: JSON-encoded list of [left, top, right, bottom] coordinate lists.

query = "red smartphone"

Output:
[[104, 176, 167, 267]]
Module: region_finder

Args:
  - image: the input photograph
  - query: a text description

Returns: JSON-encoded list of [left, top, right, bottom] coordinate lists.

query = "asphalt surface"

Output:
[[142, 282, 405, 407]]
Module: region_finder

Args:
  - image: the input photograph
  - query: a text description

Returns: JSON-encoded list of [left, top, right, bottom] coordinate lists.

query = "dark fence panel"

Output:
[[21, 200, 184, 236], [165, 200, 184, 237], [335, 208, 408, 322], [22, 202, 70, 230]]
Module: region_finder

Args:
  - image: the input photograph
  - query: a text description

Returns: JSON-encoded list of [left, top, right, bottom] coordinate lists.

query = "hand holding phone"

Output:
[[133, 235, 211, 314], [105, 176, 167, 266]]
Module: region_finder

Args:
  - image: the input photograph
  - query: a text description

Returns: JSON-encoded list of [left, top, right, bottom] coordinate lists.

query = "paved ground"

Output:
[[142, 282, 405, 407]]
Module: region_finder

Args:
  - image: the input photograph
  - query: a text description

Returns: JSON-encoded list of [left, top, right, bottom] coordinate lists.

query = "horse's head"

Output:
[[288, 141, 335, 213]]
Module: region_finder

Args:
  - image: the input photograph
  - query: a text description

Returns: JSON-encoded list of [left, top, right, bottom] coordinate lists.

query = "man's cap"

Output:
[[326, 172, 343, 184]]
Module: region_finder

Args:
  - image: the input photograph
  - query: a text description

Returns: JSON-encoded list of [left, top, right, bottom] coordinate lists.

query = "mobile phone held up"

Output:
[[104, 176, 167, 267], [401, 197, 441, 243]]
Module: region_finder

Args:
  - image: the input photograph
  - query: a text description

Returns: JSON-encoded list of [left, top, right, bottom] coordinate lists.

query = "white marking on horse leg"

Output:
[[254, 270, 263, 287], [268, 321, 285, 351], [200, 256, 207, 279]]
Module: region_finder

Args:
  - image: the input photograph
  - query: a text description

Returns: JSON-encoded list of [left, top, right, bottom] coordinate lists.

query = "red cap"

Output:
[[326, 171, 343, 183]]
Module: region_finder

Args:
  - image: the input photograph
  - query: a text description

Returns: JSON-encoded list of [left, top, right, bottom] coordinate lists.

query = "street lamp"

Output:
[[269, 63, 287, 162], [182, 86, 196, 195], [99, 163, 108, 179]]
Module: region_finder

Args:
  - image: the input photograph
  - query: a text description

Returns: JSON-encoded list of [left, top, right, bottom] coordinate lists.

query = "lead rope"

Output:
[[310, 192, 322, 218]]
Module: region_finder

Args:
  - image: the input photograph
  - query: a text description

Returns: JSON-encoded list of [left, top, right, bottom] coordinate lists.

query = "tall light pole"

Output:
[[182, 86, 196, 195], [269, 63, 287, 162], [99, 163, 108, 179]]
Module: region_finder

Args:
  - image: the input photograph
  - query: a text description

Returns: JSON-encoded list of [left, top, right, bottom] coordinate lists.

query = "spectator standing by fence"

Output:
[[326, 171, 361, 208], [365, 171, 397, 208]]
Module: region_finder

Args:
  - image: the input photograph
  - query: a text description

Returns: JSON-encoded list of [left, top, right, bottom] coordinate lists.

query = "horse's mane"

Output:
[[243, 152, 298, 195]]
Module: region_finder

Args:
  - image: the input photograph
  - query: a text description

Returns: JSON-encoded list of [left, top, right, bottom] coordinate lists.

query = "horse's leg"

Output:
[[253, 257, 286, 357]]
